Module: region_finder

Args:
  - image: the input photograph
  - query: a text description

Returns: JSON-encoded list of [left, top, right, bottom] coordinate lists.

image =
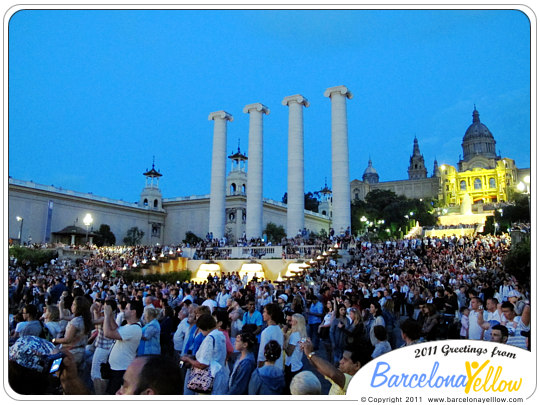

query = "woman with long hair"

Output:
[[53, 296, 92, 371], [227, 332, 257, 394], [283, 313, 307, 390], [343, 307, 367, 349], [330, 303, 349, 366], [368, 301, 386, 347], [421, 303, 440, 341], [318, 299, 335, 361]]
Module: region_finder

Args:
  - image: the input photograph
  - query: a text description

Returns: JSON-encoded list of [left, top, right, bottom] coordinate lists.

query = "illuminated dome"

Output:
[[461, 107, 497, 161]]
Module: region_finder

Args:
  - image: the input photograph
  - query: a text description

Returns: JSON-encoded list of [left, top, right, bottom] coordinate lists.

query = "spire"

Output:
[[472, 106, 480, 123], [412, 136, 421, 157]]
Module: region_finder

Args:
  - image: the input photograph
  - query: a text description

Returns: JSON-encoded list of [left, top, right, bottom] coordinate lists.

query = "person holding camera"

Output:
[[90, 299, 116, 395], [103, 300, 143, 394]]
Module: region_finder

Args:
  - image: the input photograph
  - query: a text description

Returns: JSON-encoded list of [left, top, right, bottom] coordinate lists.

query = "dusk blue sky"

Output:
[[8, 8, 532, 204]]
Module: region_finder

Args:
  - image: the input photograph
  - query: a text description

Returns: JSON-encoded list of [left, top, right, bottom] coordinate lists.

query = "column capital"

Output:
[[208, 110, 234, 122], [324, 85, 353, 100], [282, 94, 310, 107], [243, 103, 270, 115]]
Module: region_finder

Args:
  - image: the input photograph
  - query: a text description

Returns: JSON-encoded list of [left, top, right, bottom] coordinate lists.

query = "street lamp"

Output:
[[83, 213, 93, 244], [16, 216, 24, 243]]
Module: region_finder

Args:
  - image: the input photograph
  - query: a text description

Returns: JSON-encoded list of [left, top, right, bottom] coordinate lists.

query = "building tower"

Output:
[[432, 158, 439, 177], [208, 110, 233, 240], [244, 103, 270, 239], [226, 142, 248, 241], [139, 158, 163, 210], [324, 85, 353, 235], [283, 94, 309, 238], [318, 179, 332, 218], [408, 137, 428, 180]]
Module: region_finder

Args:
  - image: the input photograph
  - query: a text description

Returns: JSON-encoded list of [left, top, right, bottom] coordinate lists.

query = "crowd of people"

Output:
[[8, 230, 531, 395]]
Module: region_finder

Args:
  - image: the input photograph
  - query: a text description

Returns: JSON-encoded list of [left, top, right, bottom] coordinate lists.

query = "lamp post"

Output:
[[16, 216, 23, 244], [83, 213, 93, 244]]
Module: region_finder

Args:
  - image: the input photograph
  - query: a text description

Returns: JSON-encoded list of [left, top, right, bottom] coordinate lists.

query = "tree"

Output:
[[123, 227, 144, 246], [504, 237, 530, 285], [264, 222, 286, 244], [93, 224, 116, 247], [183, 231, 203, 246], [282, 191, 320, 213]]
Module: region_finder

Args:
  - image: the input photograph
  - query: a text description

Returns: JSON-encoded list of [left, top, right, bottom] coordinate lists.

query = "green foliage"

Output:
[[121, 270, 192, 285], [351, 190, 437, 238], [500, 195, 530, 223], [94, 224, 116, 247], [9, 246, 57, 268], [183, 231, 203, 245], [282, 191, 320, 213], [264, 222, 286, 244], [123, 227, 145, 246], [504, 237, 530, 285]]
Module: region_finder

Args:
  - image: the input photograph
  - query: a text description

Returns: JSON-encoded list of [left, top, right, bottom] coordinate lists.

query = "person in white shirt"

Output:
[[467, 297, 484, 340], [216, 287, 231, 309], [258, 303, 283, 369], [103, 300, 143, 394], [201, 290, 218, 314], [479, 298, 503, 341]]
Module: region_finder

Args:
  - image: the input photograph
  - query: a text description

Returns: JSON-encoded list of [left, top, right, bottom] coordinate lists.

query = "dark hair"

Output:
[[73, 296, 93, 334], [129, 300, 144, 319], [335, 303, 346, 318], [196, 314, 217, 331], [264, 303, 283, 324], [400, 318, 422, 341], [373, 325, 387, 341], [263, 340, 281, 362], [491, 324, 509, 338], [371, 301, 383, 317], [238, 332, 257, 351], [214, 310, 230, 329], [501, 301, 515, 311], [23, 304, 38, 319], [135, 355, 182, 395]]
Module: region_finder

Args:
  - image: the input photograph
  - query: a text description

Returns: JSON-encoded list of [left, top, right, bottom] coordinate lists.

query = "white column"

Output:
[[324, 85, 353, 235], [208, 111, 233, 239], [244, 103, 270, 239], [283, 94, 309, 238]]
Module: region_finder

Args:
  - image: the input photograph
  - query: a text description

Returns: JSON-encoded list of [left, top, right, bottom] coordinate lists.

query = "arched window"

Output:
[[154, 199, 158, 208], [228, 212, 235, 221], [143, 199, 148, 206], [474, 178, 482, 190], [242, 184, 246, 193], [489, 178, 496, 188], [230, 183, 237, 194], [460, 180, 466, 190], [322, 210, 327, 216]]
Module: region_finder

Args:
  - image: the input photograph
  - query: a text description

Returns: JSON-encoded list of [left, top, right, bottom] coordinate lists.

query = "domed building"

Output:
[[362, 159, 380, 184], [350, 107, 529, 209]]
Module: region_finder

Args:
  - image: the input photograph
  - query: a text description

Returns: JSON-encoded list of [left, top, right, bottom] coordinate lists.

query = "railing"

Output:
[[179, 244, 326, 259]]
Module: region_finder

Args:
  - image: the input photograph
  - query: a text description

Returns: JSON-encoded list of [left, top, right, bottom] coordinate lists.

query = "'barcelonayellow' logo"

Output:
[[347, 340, 532, 400]]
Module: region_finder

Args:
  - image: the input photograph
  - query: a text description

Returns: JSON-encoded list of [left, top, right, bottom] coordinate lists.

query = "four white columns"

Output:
[[209, 85, 352, 240], [325, 85, 353, 235], [208, 111, 233, 239], [283, 94, 309, 238], [244, 103, 270, 240]]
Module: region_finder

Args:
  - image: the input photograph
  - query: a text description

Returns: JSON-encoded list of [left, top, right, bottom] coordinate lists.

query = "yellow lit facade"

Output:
[[438, 158, 519, 206]]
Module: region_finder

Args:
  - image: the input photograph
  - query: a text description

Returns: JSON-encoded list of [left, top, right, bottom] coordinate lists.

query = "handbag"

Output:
[[100, 362, 112, 379], [186, 335, 215, 393]]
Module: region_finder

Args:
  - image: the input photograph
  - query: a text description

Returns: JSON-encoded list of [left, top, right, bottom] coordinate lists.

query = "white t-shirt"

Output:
[[201, 299, 217, 314], [109, 323, 142, 371], [482, 310, 503, 341], [257, 324, 283, 370], [468, 310, 483, 340], [285, 331, 303, 372]]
